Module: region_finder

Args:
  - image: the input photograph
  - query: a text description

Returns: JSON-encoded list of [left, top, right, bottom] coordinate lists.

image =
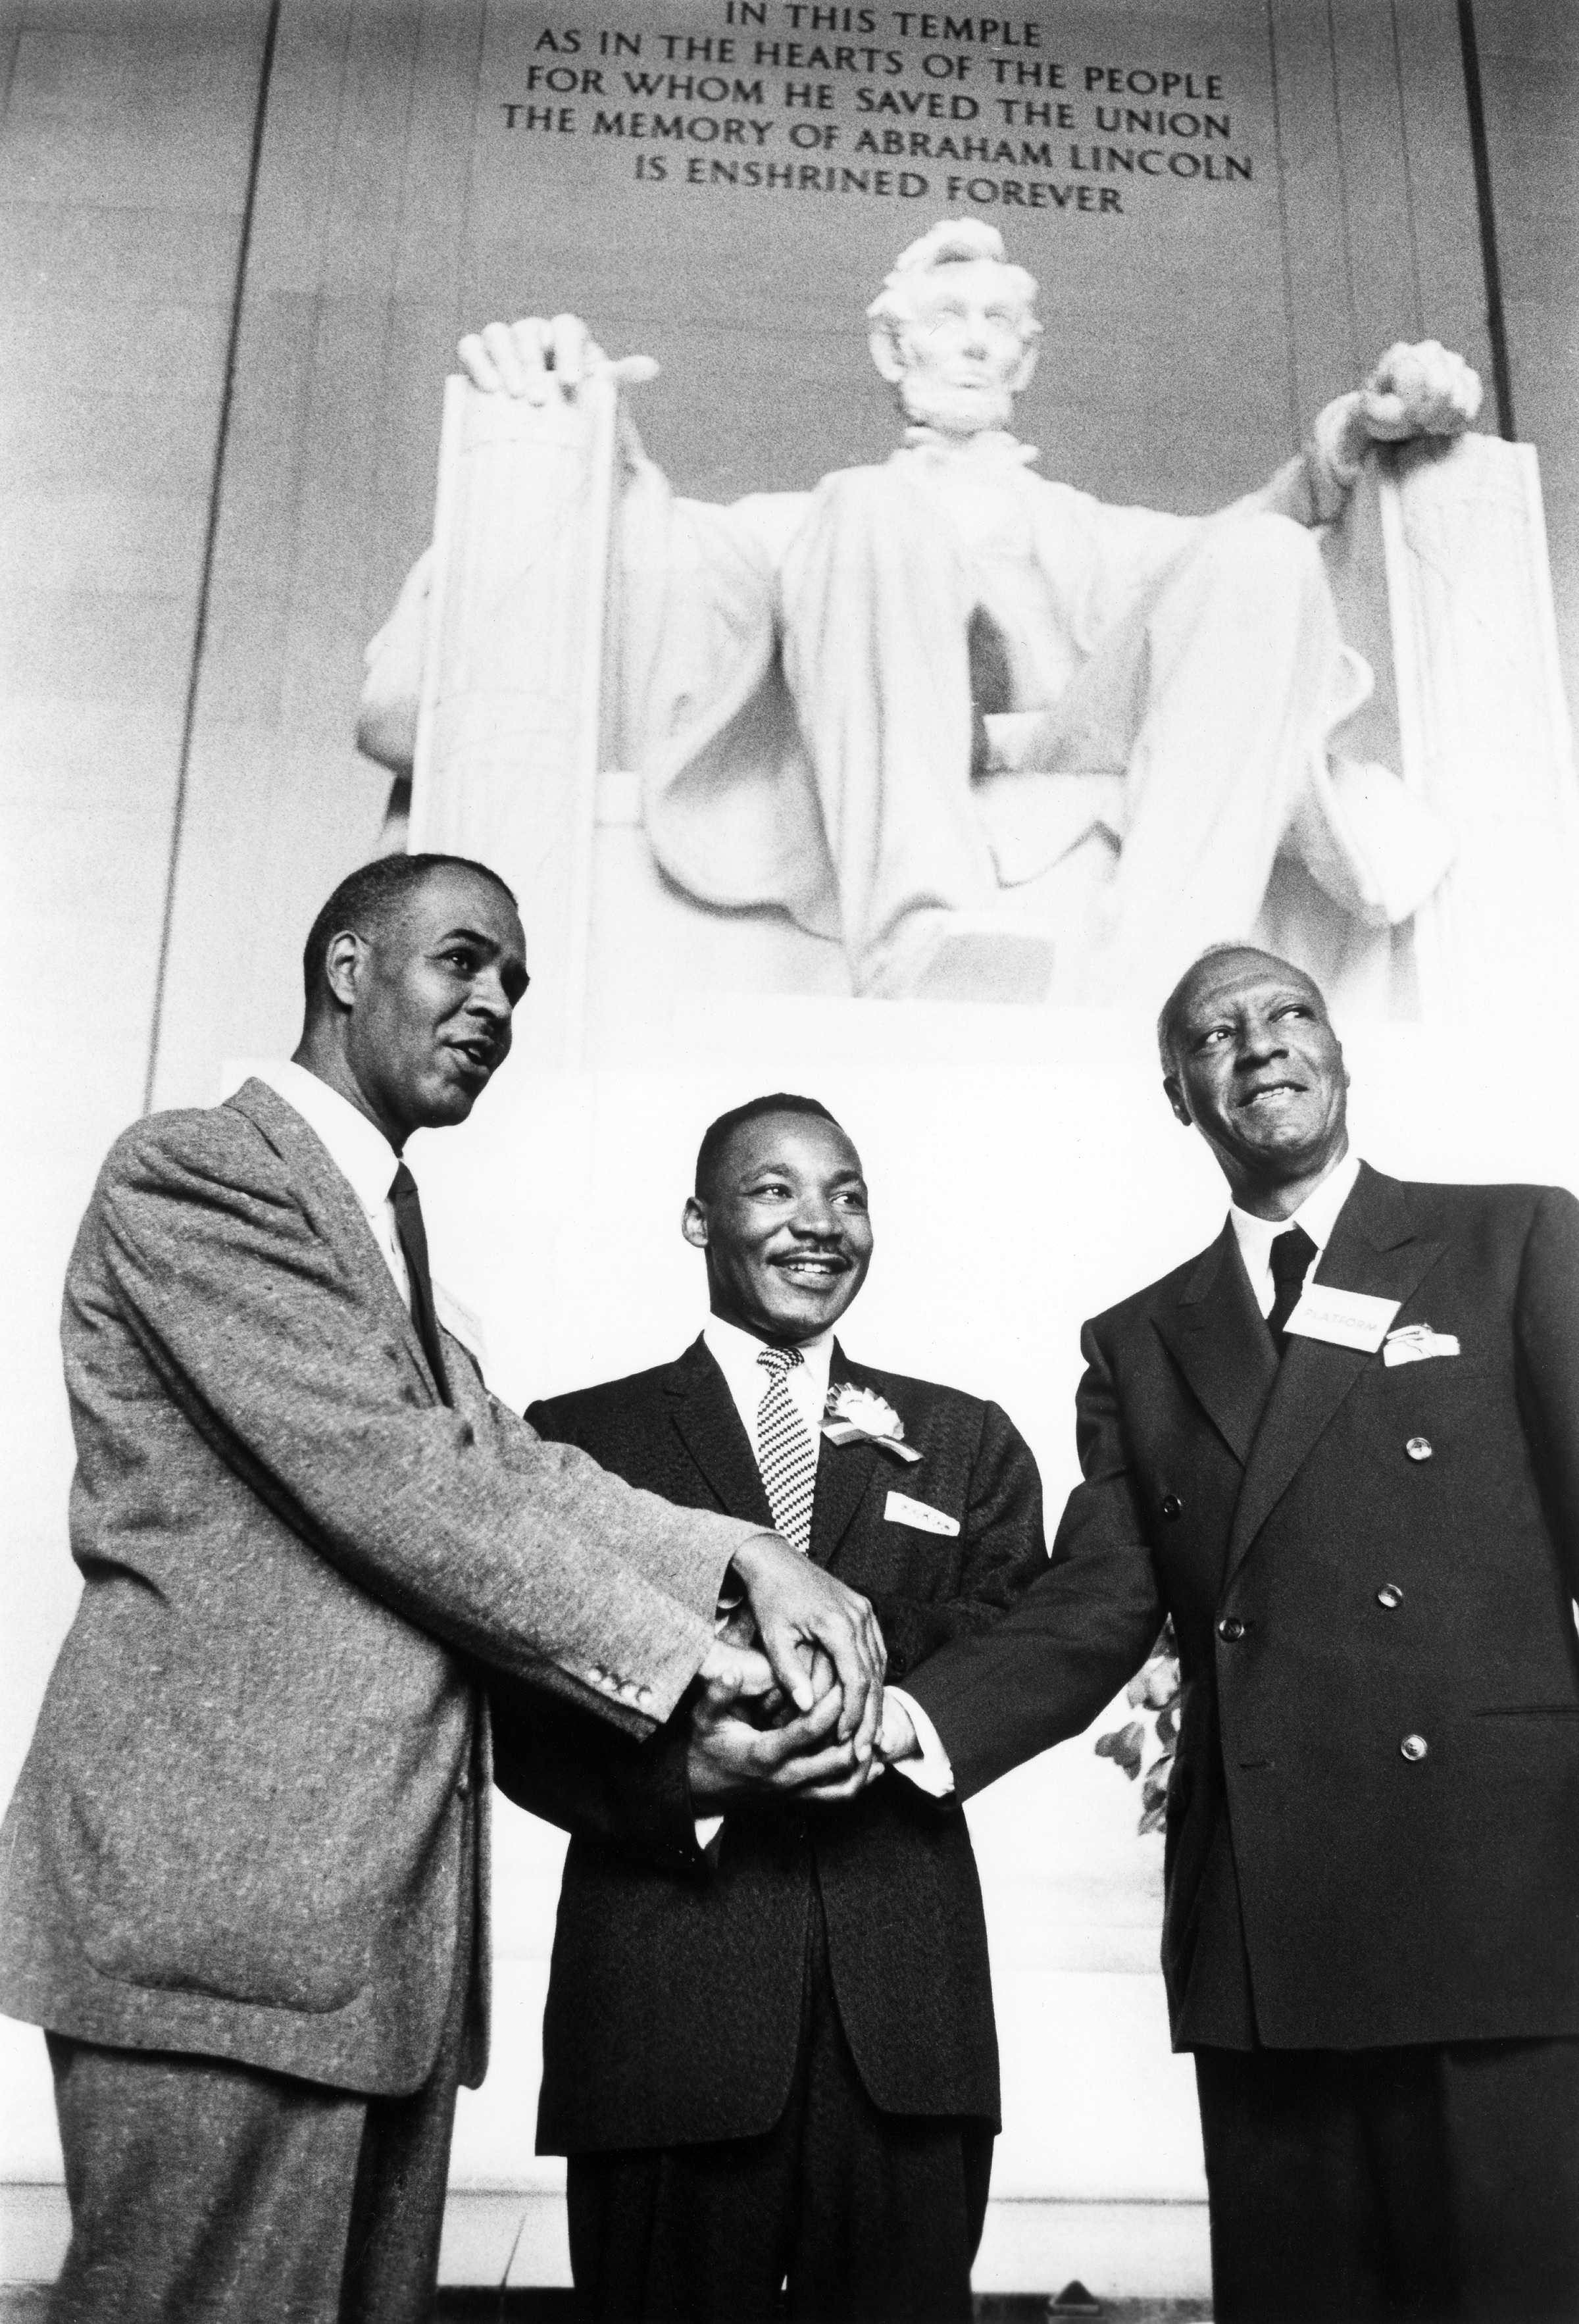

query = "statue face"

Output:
[[886, 259, 1036, 436]]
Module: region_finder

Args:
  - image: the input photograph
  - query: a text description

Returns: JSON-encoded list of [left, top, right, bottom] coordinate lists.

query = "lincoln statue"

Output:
[[359, 220, 1481, 1003]]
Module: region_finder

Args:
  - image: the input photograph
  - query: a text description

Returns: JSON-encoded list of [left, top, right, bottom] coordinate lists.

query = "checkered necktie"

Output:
[[755, 1345, 817, 1555]]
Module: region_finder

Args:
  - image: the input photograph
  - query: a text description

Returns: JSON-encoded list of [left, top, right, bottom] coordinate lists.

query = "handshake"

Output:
[[695, 1532, 919, 1809]]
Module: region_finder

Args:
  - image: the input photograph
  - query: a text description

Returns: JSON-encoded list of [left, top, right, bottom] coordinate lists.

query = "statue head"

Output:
[[866, 220, 1042, 438]]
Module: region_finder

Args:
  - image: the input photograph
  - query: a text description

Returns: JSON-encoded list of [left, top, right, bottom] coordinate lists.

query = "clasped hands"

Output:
[[694, 1533, 916, 1809]]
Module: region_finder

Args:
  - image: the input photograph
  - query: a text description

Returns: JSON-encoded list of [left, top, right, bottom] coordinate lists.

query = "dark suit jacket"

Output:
[[491, 1337, 1048, 2152], [0, 1083, 755, 2096], [907, 1166, 1579, 2053]]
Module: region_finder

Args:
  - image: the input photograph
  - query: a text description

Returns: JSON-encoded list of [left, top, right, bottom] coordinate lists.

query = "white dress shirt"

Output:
[[249, 1059, 409, 1306], [703, 1313, 832, 1465], [1229, 1147, 1363, 1316]]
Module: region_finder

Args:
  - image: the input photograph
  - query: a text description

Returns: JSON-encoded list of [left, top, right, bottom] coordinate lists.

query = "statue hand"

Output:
[[1357, 340, 1483, 444], [456, 313, 659, 403]]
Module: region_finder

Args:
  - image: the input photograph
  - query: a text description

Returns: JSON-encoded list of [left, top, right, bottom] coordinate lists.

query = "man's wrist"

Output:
[[886, 1686, 956, 1799], [726, 1530, 786, 1588]]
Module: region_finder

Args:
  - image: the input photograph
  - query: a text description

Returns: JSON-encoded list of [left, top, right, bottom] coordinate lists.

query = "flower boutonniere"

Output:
[[820, 1382, 921, 1463]]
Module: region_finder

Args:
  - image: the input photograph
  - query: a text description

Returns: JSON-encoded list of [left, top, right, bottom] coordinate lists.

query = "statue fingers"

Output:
[[1422, 349, 1483, 434], [1362, 340, 1482, 440], [464, 318, 532, 399], [457, 328, 507, 394], [546, 311, 593, 392], [509, 316, 564, 403]]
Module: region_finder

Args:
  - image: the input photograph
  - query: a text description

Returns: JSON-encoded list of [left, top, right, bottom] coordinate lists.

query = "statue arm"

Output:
[[357, 545, 433, 777]]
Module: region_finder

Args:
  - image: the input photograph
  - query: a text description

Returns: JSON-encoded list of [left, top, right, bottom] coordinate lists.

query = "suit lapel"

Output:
[[227, 1078, 441, 1401], [808, 1348, 886, 1570], [665, 1338, 776, 1527], [1153, 1225, 1278, 1467], [1226, 1167, 1446, 1582]]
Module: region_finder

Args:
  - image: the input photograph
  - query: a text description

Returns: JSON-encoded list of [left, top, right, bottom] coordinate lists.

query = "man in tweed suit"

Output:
[[491, 1094, 1048, 2321], [0, 857, 884, 2324]]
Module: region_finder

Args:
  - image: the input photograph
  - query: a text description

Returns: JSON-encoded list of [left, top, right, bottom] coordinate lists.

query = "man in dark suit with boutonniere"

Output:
[[884, 944, 1579, 2324], [491, 1092, 1049, 2322]]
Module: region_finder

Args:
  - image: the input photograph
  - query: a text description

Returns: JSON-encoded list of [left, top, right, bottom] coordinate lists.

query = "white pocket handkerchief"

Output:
[[1382, 1325, 1461, 1367], [884, 1490, 960, 1538]]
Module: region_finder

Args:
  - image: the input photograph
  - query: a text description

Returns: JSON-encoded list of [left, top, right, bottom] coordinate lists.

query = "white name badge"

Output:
[[884, 1490, 961, 1538], [1284, 1284, 1402, 1353]]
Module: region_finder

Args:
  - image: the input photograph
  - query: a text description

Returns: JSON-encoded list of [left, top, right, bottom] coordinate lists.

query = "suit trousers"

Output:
[[45, 1813, 475, 2324], [566, 1881, 994, 2324], [1195, 2038, 1579, 2324]]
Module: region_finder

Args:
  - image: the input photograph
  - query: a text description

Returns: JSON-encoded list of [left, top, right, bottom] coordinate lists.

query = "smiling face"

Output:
[[326, 865, 530, 1148], [872, 258, 1039, 438], [683, 1112, 873, 1344], [1163, 949, 1349, 1214]]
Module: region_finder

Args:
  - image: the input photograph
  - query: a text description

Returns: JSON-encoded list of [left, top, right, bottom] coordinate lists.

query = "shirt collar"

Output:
[[1229, 1148, 1363, 1270], [703, 1312, 835, 1401], [251, 1060, 401, 1217]]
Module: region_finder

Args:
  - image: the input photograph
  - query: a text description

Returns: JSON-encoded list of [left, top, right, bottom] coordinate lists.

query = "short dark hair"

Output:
[[694, 1093, 845, 1201], [301, 853, 518, 1011], [1156, 943, 1322, 1073]]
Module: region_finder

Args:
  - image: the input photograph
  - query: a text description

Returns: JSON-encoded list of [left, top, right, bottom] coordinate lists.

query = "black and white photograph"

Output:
[[3, 1, 1579, 2317]]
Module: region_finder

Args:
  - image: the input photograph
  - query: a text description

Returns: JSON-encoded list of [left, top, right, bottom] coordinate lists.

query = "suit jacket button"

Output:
[[1400, 1732, 1429, 1761], [1217, 1615, 1245, 1643], [1161, 1494, 1184, 1521], [1377, 1582, 1404, 1609], [1405, 1436, 1433, 1461], [636, 1686, 655, 1711]]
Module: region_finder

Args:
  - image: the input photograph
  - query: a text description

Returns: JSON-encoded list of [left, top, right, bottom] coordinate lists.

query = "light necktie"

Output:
[[1267, 1223, 1318, 1353], [389, 1163, 451, 1405], [755, 1345, 817, 1555]]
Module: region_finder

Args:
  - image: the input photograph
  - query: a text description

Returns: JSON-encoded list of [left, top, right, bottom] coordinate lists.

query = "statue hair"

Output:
[[866, 218, 1041, 347]]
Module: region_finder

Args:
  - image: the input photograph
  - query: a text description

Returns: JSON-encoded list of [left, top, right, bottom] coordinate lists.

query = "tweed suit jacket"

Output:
[[0, 1080, 757, 2096], [490, 1336, 1049, 2152], [907, 1165, 1579, 2053]]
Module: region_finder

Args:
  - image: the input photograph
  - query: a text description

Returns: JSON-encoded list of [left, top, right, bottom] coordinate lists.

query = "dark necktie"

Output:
[[389, 1163, 451, 1405], [1267, 1223, 1318, 1353]]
